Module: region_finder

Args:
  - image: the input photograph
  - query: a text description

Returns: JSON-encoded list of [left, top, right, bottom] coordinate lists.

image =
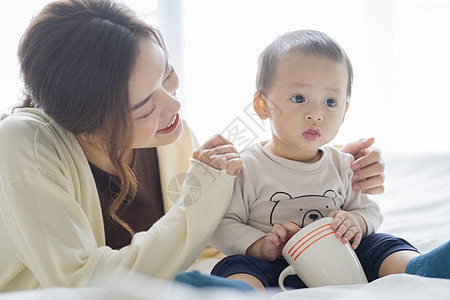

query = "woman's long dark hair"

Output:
[[16, 0, 166, 236]]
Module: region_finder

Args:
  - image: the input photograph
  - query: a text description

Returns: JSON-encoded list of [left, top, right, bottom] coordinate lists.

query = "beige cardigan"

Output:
[[0, 108, 234, 292]]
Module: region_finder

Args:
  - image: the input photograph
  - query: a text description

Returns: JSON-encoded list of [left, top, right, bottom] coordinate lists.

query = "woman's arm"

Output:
[[0, 115, 239, 290]]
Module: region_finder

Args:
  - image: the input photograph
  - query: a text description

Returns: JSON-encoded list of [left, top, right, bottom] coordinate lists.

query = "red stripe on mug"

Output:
[[290, 227, 333, 258], [288, 223, 332, 255], [293, 231, 335, 261]]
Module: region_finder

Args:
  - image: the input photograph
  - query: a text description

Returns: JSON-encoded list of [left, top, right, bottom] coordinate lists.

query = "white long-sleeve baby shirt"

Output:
[[211, 142, 383, 256]]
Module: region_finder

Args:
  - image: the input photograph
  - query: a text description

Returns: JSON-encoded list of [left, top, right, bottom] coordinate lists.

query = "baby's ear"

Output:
[[253, 92, 269, 120], [341, 102, 349, 123]]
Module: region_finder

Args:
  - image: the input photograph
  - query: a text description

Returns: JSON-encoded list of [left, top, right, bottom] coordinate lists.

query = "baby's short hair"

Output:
[[255, 30, 353, 101]]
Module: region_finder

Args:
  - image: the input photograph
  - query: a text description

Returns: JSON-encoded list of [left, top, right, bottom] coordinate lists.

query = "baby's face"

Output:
[[263, 50, 349, 161]]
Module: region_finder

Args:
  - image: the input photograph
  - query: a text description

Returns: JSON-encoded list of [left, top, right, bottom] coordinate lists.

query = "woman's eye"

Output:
[[290, 95, 305, 103], [324, 98, 337, 107], [163, 65, 174, 83], [163, 65, 179, 95], [140, 104, 156, 119]]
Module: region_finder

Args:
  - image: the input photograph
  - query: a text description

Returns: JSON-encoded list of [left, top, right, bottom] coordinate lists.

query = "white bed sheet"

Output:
[[376, 152, 450, 253], [1, 153, 449, 299]]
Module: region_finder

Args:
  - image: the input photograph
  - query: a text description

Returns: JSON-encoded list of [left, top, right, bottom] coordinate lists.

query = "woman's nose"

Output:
[[160, 91, 181, 117]]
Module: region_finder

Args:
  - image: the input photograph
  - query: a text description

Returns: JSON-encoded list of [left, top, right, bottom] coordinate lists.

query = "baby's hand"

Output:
[[328, 211, 363, 250], [259, 222, 299, 262]]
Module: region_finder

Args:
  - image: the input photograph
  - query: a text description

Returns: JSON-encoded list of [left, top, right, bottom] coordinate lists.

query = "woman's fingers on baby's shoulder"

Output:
[[192, 134, 242, 175], [224, 157, 242, 176], [193, 147, 242, 176], [341, 137, 374, 158], [357, 174, 385, 194], [200, 134, 237, 151], [193, 135, 238, 158], [353, 147, 382, 169]]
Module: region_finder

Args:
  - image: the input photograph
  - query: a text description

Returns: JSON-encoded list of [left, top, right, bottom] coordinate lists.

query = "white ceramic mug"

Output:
[[278, 217, 368, 290]]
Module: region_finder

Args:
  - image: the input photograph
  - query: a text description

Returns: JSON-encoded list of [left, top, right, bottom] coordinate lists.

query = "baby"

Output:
[[210, 30, 449, 290]]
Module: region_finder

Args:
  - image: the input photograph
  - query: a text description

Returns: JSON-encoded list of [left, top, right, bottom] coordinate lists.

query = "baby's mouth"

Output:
[[303, 128, 321, 141]]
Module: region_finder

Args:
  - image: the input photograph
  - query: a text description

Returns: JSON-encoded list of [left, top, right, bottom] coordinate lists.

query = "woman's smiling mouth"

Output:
[[157, 113, 179, 134]]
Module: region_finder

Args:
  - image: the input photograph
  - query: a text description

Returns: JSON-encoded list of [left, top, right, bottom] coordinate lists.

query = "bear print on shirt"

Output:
[[269, 190, 340, 228]]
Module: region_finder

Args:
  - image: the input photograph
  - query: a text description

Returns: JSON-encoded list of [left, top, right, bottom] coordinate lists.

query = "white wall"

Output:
[[0, 1, 52, 113], [2, 0, 449, 156], [180, 0, 450, 155]]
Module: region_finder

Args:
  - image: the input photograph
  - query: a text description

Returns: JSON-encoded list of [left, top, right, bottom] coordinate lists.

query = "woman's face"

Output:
[[128, 37, 182, 148]]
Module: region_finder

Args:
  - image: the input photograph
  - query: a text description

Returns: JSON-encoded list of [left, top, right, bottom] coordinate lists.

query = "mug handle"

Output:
[[278, 265, 297, 291]]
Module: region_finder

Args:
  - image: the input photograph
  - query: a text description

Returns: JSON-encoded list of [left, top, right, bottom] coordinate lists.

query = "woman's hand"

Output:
[[192, 134, 242, 176], [328, 210, 366, 250], [340, 137, 385, 195]]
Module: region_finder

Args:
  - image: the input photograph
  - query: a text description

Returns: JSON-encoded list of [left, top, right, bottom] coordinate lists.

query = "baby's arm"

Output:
[[328, 210, 367, 250], [246, 222, 299, 262], [328, 146, 383, 250]]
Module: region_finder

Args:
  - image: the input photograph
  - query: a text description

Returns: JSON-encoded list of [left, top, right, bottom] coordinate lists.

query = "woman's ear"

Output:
[[253, 92, 269, 120], [76, 132, 100, 148], [78, 133, 95, 143]]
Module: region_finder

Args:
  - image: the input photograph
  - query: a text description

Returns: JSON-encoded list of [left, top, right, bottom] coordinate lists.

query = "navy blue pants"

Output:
[[211, 233, 418, 288]]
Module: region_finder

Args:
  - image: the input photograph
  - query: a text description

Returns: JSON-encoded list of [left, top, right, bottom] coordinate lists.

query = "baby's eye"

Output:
[[290, 95, 305, 103], [324, 98, 337, 107]]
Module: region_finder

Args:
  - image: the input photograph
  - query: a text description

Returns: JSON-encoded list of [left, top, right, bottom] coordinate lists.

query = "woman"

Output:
[[0, 0, 384, 292]]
